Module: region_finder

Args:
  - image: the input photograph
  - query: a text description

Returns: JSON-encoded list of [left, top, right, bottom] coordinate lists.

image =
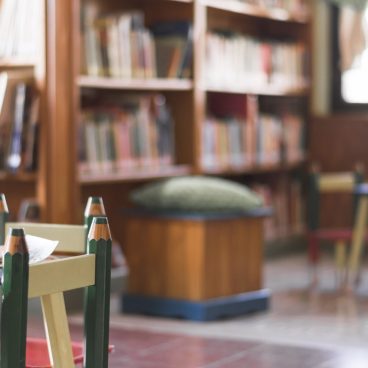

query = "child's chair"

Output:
[[307, 164, 365, 287], [0, 194, 112, 368]]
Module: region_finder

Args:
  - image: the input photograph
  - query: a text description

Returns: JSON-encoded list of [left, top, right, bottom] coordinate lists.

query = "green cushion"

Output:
[[130, 176, 263, 213]]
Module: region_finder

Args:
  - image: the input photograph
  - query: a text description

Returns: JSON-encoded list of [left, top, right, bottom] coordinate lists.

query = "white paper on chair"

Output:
[[25, 235, 59, 264], [0, 235, 59, 265]]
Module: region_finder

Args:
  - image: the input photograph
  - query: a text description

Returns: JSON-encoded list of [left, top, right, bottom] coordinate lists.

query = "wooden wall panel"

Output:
[[309, 115, 368, 228], [310, 115, 368, 172]]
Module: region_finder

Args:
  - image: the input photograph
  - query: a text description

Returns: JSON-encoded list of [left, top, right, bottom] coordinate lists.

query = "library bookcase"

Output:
[[0, 62, 37, 219], [1, 0, 311, 245], [0, 0, 45, 223], [72, 0, 311, 246]]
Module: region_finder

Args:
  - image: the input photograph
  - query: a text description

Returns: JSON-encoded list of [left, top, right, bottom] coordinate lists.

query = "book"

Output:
[[6, 82, 28, 171], [0, 0, 42, 60], [151, 21, 193, 79], [18, 198, 40, 222], [81, 2, 103, 76], [153, 94, 175, 165], [23, 94, 39, 171]]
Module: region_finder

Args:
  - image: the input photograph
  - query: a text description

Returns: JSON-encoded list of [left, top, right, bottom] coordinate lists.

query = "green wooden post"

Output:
[[1, 228, 29, 368], [84, 196, 106, 233], [0, 193, 9, 245], [84, 217, 112, 368]]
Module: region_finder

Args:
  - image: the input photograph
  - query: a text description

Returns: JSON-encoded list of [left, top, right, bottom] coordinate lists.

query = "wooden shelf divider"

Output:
[[202, 159, 306, 176], [205, 82, 310, 96], [201, 0, 310, 23], [0, 171, 38, 182], [79, 165, 192, 185], [0, 60, 35, 70]]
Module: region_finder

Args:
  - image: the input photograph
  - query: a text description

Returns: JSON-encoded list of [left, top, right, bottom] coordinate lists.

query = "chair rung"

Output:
[[28, 254, 95, 298]]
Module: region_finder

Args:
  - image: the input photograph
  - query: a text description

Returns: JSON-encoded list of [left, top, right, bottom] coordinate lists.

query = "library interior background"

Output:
[[4, 0, 368, 367]]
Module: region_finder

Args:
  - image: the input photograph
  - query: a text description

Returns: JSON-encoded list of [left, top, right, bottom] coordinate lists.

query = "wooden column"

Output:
[[193, 0, 207, 172], [43, 0, 80, 223]]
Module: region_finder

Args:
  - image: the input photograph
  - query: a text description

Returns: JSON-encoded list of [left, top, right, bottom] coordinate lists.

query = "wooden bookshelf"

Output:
[[78, 76, 193, 91], [33, 0, 312, 245], [0, 57, 41, 219]]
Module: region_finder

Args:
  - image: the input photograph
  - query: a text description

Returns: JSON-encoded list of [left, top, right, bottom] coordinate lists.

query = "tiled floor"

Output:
[[28, 253, 368, 367]]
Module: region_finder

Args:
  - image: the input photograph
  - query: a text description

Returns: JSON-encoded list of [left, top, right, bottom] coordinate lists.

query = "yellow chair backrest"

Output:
[[5, 222, 87, 254]]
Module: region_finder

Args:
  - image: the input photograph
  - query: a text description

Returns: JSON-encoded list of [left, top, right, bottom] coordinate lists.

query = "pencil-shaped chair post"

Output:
[[1, 228, 29, 368], [0, 193, 9, 245], [84, 196, 106, 233], [84, 217, 112, 368]]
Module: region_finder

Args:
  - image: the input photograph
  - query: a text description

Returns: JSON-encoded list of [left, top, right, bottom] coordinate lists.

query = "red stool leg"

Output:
[[308, 234, 320, 264], [308, 234, 319, 287]]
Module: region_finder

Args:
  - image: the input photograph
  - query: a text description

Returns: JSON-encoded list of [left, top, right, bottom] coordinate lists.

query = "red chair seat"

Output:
[[309, 229, 353, 241], [308, 229, 368, 242], [26, 338, 84, 368], [26, 338, 114, 368]]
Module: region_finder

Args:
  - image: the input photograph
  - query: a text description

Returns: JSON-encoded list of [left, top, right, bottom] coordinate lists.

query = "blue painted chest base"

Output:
[[122, 289, 270, 321]]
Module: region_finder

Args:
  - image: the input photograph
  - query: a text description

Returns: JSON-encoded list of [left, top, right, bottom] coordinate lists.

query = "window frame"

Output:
[[331, 4, 368, 112]]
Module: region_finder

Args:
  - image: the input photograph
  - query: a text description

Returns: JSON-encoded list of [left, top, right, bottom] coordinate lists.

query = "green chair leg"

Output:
[[84, 217, 112, 368], [1, 228, 29, 368]]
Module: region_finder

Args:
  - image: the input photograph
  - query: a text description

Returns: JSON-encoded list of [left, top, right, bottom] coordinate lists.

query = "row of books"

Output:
[[0, 69, 39, 173], [201, 113, 304, 169], [206, 32, 308, 88], [0, 0, 42, 60], [79, 94, 175, 173], [202, 93, 304, 169], [252, 180, 304, 241], [81, 4, 192, 79], [240, 0, 309, 17]]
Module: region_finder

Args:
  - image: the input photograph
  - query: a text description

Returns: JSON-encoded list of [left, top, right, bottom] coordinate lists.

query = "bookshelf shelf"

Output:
[[205, 82, 310, 96], [78, 76, 193, 91], [0, 60, 35, 70], [79, 165, 192, 185], [201, 0, 309, 23], [202, 159, 306, 176], [0, 171, 37, 182]]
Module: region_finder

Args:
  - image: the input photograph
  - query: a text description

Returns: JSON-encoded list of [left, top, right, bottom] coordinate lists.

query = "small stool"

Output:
[[122, 207, 272, 321]]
